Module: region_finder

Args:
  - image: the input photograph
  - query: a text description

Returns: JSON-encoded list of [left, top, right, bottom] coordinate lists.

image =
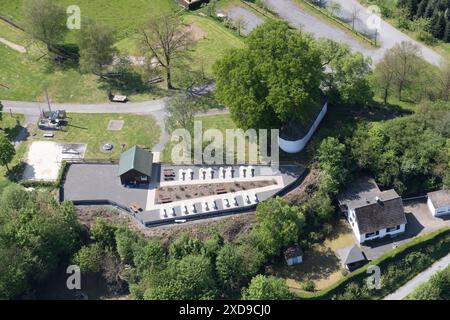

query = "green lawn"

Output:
[[184, 14, 245, 75], [27, 113, 161, 159], [162, 113, 238, 162], [0, 0, 178, 41], [0, 2, 245, 102]]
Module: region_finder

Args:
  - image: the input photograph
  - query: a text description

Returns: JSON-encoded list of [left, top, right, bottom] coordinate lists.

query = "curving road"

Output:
[[264, 0, 443, 66]]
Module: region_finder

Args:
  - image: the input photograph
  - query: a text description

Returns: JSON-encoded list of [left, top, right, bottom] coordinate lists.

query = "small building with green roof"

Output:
[[118, 146, 153, 185]]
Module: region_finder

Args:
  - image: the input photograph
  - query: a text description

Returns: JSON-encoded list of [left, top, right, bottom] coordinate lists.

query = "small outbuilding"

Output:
[[284, 245, 303, 266], [177, 0, 209, 10], [340, 244, 367, 271], [427, 190, 450, 217], [118, 146, 153, 185]]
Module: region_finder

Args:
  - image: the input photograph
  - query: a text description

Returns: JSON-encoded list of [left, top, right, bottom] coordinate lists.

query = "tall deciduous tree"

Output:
[[78, 19, 117, 75], [0, 133, 15, 172], [254, 197, 305, 256], [316, 39, 373, 107], [214, 20, 323, 130], [23, 0, 67, 50], [139, 13, 194, 90], [375, 41, 422, 102]]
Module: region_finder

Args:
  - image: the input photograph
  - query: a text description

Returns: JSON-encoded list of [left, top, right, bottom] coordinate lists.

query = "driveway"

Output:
[[383, 253, 450, 300], [62, 163, 153, 208], [264, 0, 442, 66]]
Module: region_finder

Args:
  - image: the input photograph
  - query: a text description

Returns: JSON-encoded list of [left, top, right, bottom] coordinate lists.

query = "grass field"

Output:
[[184, 14, 245, 75], [0, 1, 245, 102], [162, 113, 239, 163], [270, 220, 356, 292], [0, 0, 178, 40], [26, 113, 161, 159]]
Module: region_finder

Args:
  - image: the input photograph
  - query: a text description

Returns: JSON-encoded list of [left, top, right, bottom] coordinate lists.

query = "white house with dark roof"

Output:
[[427, 189, 450, 217], [338, 177, 407, 243]]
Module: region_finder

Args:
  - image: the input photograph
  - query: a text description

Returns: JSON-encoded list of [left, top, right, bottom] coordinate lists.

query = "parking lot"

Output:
[[62, 163, 155, 209]]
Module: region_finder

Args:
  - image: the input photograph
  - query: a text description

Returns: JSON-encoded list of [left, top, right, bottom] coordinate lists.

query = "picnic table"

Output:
[[111, 95, 128, 103], [215, 187, 227, 195]]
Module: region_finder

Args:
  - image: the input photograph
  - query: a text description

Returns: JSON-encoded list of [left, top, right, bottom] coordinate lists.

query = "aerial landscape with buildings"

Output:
[[0, 0, 449, 308]]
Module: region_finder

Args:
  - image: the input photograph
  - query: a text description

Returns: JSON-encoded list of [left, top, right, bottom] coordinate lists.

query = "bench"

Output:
[[43, 133, 54, 138]]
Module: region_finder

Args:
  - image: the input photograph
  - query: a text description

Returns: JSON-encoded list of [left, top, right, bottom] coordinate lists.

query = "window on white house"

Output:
[[365, 231, 380, 238], [387, 225, 400, 233]]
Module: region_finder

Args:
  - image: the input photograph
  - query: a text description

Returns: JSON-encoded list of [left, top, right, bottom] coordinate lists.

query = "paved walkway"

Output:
[[265, 0, 442, 66], [383, 253, 450, 300], [0, 36, 26, 53]]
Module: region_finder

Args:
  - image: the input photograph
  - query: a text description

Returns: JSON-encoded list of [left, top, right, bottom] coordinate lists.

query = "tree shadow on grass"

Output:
[[6, 161, 26, 182], [98, 70, 167, 98], [270, 246, 341, 283]]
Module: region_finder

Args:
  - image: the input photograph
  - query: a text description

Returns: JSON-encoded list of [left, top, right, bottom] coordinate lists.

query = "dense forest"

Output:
[[398, 0, 450, 41]]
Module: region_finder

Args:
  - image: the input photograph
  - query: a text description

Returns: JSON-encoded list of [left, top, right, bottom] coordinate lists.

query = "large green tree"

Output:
[[143, 254, 217, 300], [242, 275, 293, 300], [0, 186, 81, 298], [78, 19, 117, 74], [316, 39, 373, 107], [23, 0, 67, 50], [0, 133, 15, 172], [214, 20, 323, 130], [254, 197, 305, 256]]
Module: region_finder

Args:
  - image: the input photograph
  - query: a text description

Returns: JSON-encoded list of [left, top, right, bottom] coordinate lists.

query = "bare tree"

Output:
[[233, 15, 248, 36], [139, 13, 194, 90], [350, 6, 360, 31], [327, 2, 342, 17]]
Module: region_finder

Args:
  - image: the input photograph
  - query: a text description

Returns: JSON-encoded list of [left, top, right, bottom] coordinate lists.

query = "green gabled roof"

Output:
[[118, 146, 153, 177]]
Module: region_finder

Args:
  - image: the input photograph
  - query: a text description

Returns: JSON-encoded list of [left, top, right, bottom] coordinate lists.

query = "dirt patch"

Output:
[[185, 23, 207, 41], [155, 180, 276, 204], [76, 205, 257, 243], [283, 168, 319, 205]]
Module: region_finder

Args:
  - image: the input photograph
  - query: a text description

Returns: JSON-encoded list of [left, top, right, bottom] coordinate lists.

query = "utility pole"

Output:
[[45, 87, 52, 113]]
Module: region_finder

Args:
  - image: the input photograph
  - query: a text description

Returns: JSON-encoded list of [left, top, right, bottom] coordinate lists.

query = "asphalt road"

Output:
[[383, 253, 450, 300], [227, 6, 264, 36], [264, 0, 443, 66]]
